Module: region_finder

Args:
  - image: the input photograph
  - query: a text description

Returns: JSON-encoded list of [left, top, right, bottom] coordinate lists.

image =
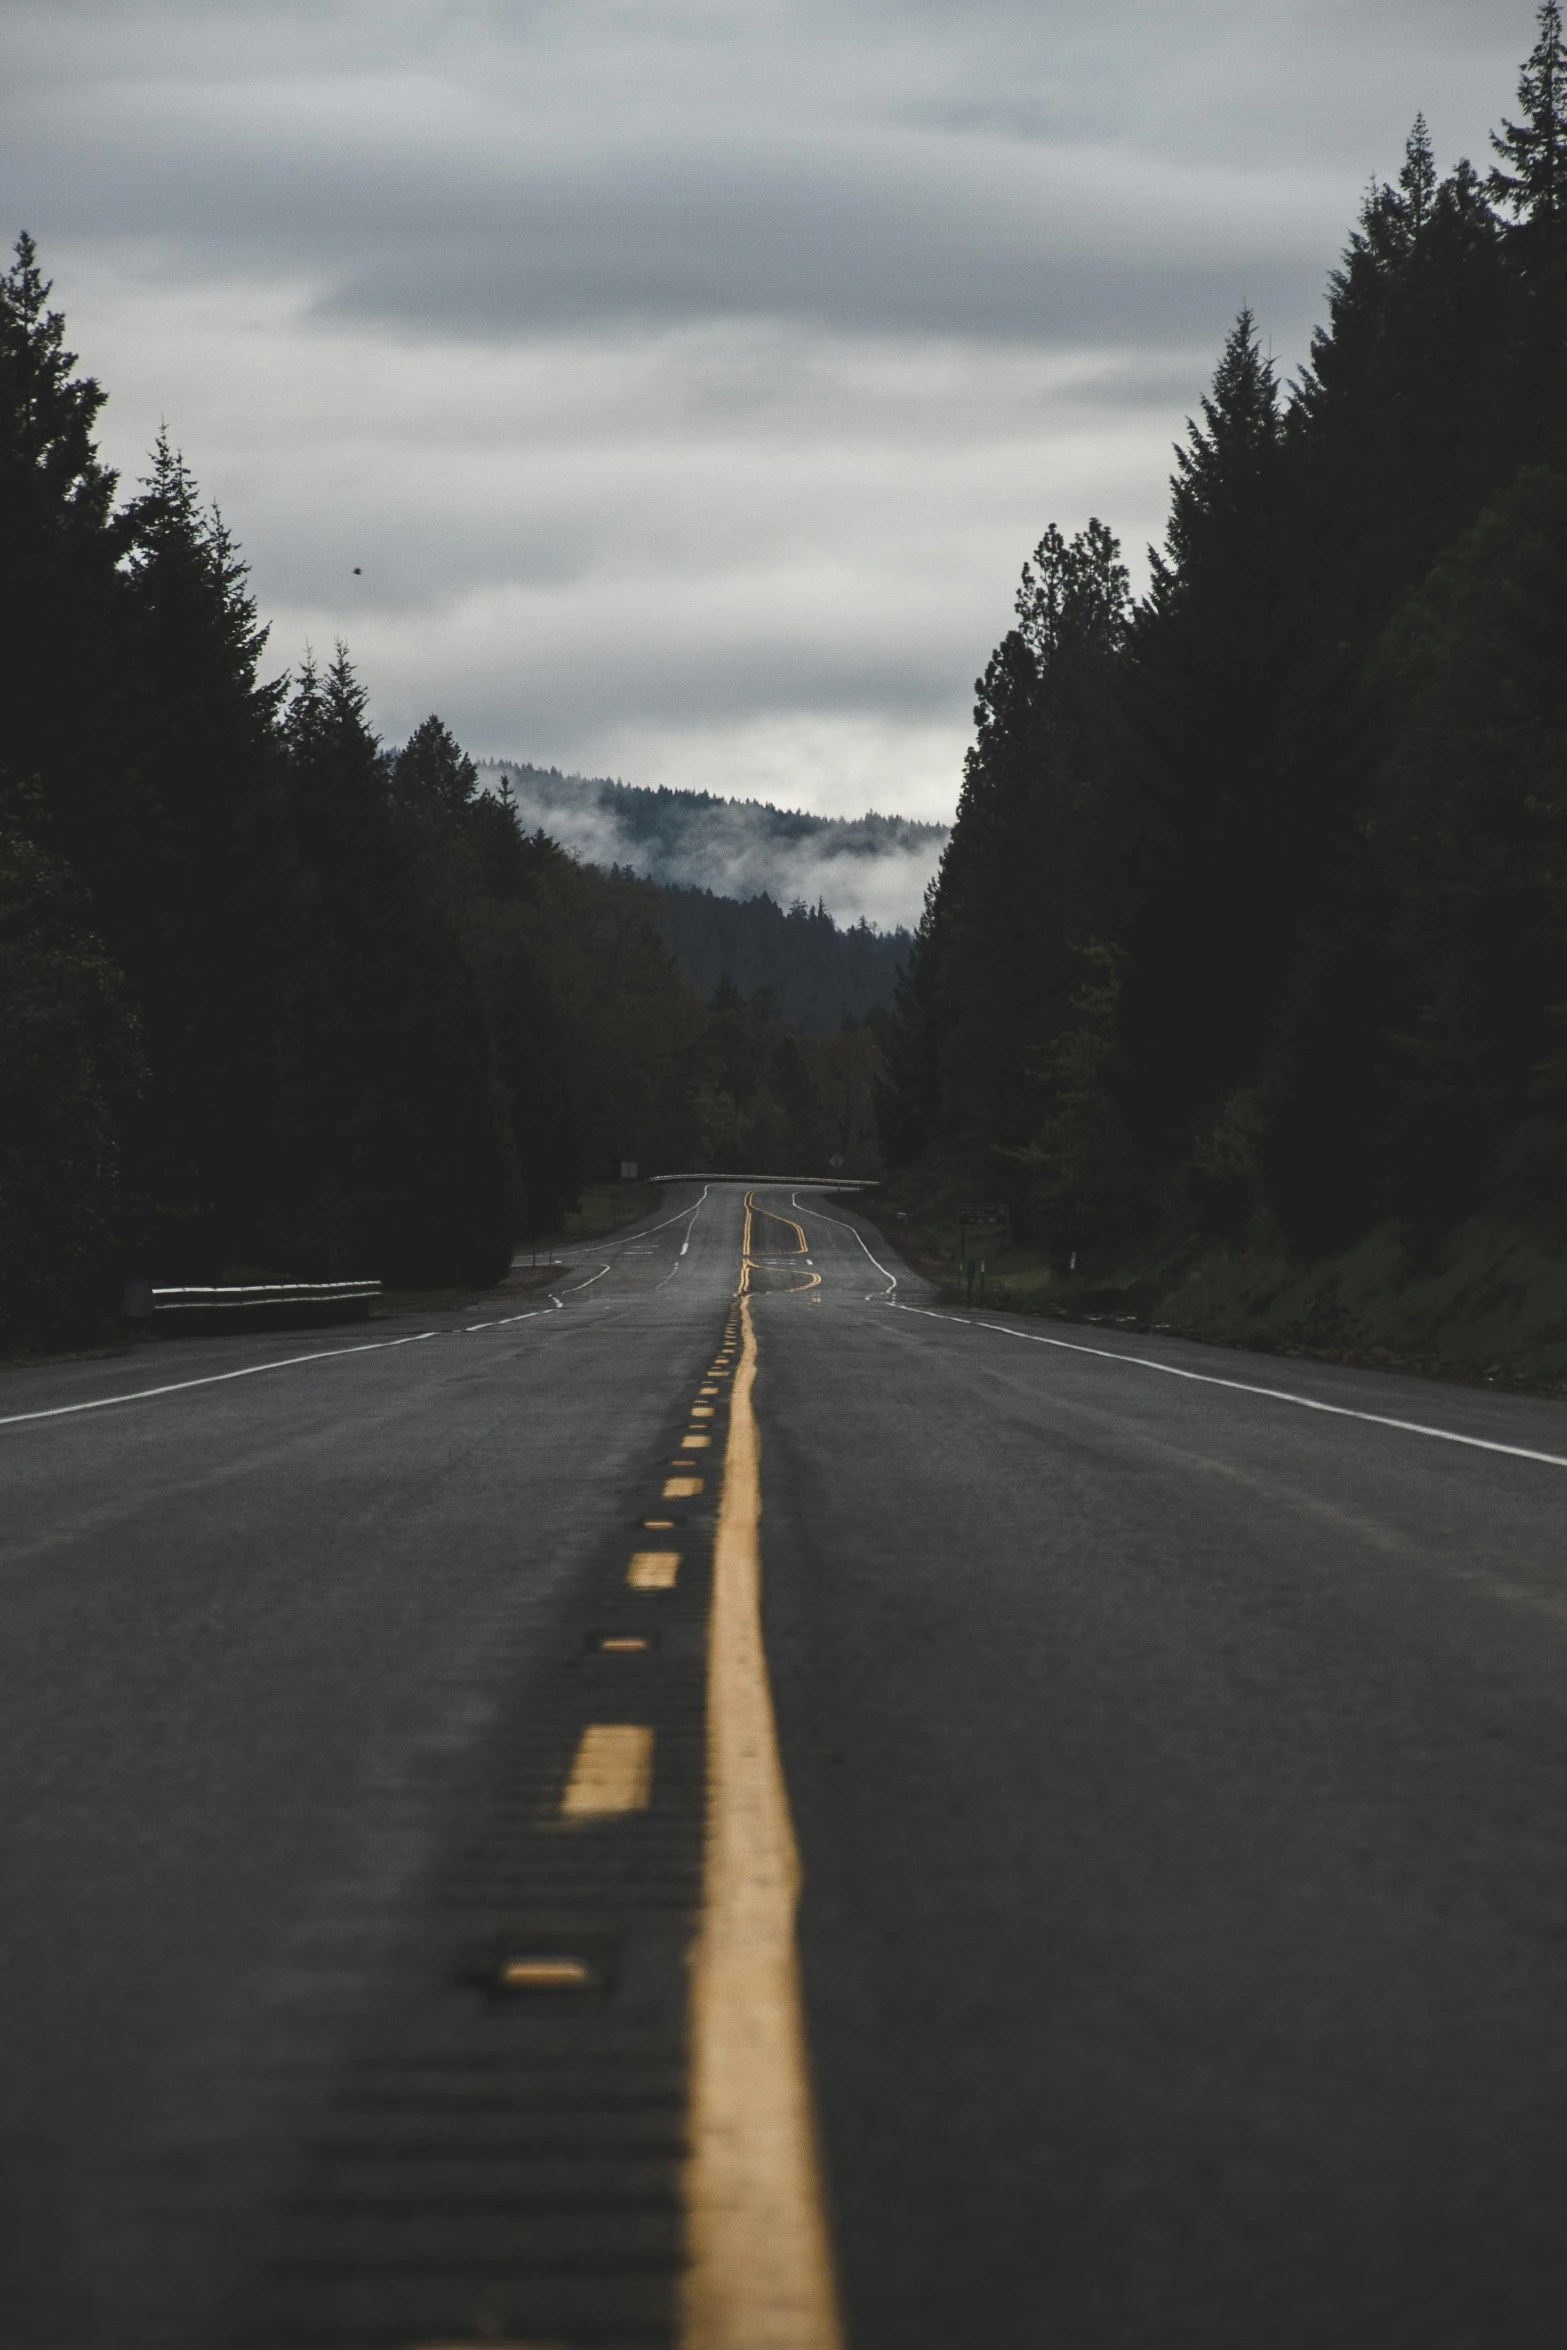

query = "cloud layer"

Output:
[[1, 0, 1535, 821]]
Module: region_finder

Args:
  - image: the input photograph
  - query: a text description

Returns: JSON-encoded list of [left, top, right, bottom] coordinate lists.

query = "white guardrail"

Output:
[[647, 1172, 878, 1186], [123, 1279, 381, 1327]]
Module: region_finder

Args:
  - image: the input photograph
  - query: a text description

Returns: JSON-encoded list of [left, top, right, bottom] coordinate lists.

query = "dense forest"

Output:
[[881, 6, 1567, 1306], [624, 881, 907, 1032], [0, 243, 885, 1346]]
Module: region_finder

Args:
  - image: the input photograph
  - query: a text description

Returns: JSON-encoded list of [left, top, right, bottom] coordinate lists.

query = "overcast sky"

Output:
[[2, 0, 1535, 826]]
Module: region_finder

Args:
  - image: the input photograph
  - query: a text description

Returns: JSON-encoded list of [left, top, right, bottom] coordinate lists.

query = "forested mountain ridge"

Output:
[[879, 4, 1567, 1379], [615, 879, 908, 1032], [479, 760, 945, 930], [0, 241, 887, 1346]]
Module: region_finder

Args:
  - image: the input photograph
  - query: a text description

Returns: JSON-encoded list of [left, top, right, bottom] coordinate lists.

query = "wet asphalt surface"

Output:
[[3, 1182, 1567, 2345]]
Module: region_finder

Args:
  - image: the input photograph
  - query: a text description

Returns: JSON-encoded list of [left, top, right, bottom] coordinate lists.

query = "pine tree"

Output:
[[1120, 312, 1292, 1160], [104, 434, 307, 1270], [1491, 2, 1567, 468], [1491, 2, 1567, 223], [0, 236, 124, 805], [905, 518, 1131, 1179], [282, 650, 518, 1283], [0, 233, 132, 948], [0, 785, 145, 1343]]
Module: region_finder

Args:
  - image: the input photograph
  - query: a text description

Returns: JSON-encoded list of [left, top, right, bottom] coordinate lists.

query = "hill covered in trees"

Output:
[[0, 240, 887, 1348], [879, 6, 1567, 1373], [479, 761, 944, 931], [621, 881, 908, 1032]]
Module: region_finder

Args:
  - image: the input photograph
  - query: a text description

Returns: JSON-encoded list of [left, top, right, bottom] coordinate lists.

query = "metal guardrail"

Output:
[[123, 1279, 381, 1330], [647, 1172, 878, 1185]]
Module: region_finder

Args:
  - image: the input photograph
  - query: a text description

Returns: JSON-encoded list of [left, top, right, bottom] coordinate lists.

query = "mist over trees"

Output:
[[0, 239, 886, 1345], [479, 762, 945, 932], [880, 5, 1567, 1279]]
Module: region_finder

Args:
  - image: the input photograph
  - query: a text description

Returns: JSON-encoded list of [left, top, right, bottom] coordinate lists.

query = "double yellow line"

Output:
[[682, 1235, 842, 2348], [741, 1188, 822, 1297]]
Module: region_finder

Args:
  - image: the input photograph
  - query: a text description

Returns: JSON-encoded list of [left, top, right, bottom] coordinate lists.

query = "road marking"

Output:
[[682, 1289, 843, 2350], [682, 1432, 713, 1449], [664, 1475, 703, 1497], [890, 1304, 1567, 1472], [691, 1405, 715, 1417], [700, 1385, 718, 1395], [628, 1550, 681, 1588], [0, 1330, 439, 1430], [643, 1518, 675, 1531], [599, 1634, 650, 1653], [790, 1192, 899, 1294], [499, 1957, 594, 1990], [741, 1191, 821, 1297], [560, 1723, 654, 1818]]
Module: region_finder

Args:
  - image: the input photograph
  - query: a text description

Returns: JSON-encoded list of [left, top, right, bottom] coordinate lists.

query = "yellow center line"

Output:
[[740, 1190, 821, 1298], [681, 1278, 843, 2349], [560, 1722, 654, 1819]]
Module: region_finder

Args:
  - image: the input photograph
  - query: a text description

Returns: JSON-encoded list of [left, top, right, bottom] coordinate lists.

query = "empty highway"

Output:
[[3, 1180, 1567, 2347]]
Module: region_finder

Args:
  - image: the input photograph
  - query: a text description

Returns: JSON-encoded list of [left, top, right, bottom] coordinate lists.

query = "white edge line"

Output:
[[789, 1189, 899, 1295], [891, 1302, 1567, 1471], [659, 1184, 712, 1288], [0, 1330, 439, 1430]]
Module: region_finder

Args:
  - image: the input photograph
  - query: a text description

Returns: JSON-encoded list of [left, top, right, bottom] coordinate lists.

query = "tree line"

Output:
[[0, 241, 884, 1346], [626, 880, 908, 1032], [880, 4, 1567, 1278]]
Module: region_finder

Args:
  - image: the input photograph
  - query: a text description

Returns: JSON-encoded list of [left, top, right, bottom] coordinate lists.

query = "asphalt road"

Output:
[[3, 1181, 1567, 2346]]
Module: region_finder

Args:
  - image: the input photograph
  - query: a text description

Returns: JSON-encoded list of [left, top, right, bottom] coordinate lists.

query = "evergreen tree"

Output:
[[1491, 2, 1567, 223], [282, 650, 517, 1283], [916, 518, 1131, 1171], [1361, 464, 1567, 1224], [106, 436, 308, 1270], [0, 234, 126, 818], [1491, 2, 1567, 467], [0, 785, 144, 1344], [1119, 311, 1291, 1158]]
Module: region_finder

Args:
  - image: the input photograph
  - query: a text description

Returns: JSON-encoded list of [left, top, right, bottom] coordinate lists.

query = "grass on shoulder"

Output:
[[557, 1181, 663, 1241], [861, 1173, 1567, 1396]]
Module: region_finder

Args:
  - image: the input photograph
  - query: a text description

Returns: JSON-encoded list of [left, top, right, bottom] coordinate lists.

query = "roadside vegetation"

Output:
[[875, 6, 1567, 1389], [0, 247, 886, 1352]]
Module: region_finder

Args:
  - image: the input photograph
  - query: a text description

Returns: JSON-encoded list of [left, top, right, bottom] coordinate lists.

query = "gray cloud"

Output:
[[0, 0, 1544, 825]]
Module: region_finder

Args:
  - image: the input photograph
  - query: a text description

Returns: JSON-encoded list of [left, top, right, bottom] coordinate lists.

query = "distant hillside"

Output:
[[630, 879, 909, 1032], [478, 761, 946, 931]]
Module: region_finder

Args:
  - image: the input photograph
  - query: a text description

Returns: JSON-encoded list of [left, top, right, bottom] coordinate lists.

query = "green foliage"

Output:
[[634, 884, 907, 1033], [0, 787, 144, 1345], [8, 241, 869, 1334], [1491, 2, 1567, 223], [1005, 942, 1135, 1253], [882, 13, 1567, 1308], [1363, 464, 1567, 1223]]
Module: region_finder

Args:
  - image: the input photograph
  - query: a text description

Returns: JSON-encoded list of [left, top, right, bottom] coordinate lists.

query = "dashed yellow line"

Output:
[[628, 1549, 681, 1589], [681, 1287, 843, 2350], [560, 1723, 654, 1819]]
